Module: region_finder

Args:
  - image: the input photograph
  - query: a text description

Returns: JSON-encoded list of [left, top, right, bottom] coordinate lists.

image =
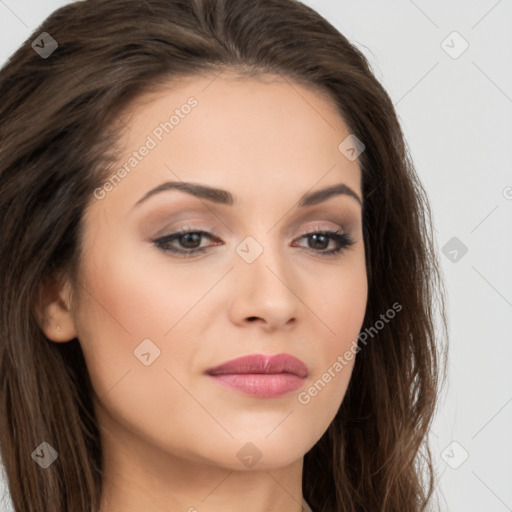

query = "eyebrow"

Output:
[[133, 181, 362, 209]]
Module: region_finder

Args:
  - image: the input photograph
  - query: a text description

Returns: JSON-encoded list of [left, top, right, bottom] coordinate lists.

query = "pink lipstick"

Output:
[[206, 353, 308, 398]]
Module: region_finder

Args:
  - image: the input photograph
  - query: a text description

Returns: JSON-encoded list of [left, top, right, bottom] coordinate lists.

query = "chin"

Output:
[[179, 436, 312, 472]]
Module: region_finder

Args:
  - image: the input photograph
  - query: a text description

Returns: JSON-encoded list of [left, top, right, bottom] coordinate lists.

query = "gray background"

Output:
[[1, 1, 511, 511]]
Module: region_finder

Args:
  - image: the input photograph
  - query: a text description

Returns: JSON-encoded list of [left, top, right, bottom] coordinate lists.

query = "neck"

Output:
[[97, 409, 306, 512]]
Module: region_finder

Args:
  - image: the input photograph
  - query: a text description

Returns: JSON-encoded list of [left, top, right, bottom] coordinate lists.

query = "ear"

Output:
[[35, 272, 78, 343]]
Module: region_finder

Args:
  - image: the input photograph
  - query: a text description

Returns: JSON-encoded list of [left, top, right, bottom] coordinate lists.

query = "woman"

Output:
[[0, 0, 447, 511]]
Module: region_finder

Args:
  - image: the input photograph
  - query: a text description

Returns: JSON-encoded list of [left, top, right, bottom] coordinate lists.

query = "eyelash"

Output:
[[153, 227, 355, 258]]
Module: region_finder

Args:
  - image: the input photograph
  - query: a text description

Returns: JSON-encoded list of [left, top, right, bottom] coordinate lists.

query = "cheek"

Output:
[[310, 254, 368, 351], [74, 228, 213, 344], [299, 256, 367, 416], [71, 249, 204, 449], [70, 241, 169, 394], [72, 228, 223, 416]]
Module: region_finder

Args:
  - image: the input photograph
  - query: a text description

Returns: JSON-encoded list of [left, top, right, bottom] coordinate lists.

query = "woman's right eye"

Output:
[[153, 229, 221, 257]]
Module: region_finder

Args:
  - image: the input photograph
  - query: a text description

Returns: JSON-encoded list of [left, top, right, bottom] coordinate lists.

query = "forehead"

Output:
[[94, 71, 362, 216]]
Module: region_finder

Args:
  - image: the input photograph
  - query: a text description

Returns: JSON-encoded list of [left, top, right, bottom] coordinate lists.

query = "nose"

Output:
[[227, 241, 301, 332]]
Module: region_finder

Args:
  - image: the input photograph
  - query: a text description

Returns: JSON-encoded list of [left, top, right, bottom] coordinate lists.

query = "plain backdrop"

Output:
[[1, 1, 511, 511]]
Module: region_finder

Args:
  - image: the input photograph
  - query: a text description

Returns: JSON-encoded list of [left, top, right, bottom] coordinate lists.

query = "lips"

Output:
[[206, 353, 309, 378], [206, 353, 308, 398]]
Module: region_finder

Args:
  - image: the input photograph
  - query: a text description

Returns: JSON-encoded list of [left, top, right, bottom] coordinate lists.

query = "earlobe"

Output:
[[35, 273, 78, 343]]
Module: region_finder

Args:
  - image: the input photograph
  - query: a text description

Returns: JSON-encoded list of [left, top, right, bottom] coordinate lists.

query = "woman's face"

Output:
[[65, 72, 367, 471]]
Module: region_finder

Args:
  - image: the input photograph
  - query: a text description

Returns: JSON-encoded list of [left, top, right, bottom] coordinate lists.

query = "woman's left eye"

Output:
[[293, 228, 355, 256], [153, 228, 355, 258]]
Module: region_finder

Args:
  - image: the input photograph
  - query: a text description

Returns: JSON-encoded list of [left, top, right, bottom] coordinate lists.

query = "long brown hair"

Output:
[[0, 0, 447, 510]]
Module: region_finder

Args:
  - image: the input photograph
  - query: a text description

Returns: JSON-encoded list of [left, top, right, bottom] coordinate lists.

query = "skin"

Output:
[[39, 71, 368, 512]]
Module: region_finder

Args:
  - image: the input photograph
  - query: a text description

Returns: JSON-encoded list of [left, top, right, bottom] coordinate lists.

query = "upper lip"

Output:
[[206, 353, 308, 378]]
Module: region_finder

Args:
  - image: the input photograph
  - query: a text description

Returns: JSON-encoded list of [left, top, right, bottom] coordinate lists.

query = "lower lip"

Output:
[[209, 373, 306, 398]]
